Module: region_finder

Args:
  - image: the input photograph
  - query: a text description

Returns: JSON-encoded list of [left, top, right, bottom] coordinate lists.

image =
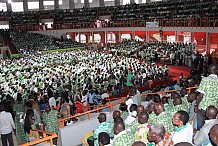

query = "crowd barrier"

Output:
[[20, 86, 198, 145]]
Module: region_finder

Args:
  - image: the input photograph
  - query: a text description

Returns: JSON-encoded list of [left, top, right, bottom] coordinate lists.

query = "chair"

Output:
[[80, 131, 94, 146]]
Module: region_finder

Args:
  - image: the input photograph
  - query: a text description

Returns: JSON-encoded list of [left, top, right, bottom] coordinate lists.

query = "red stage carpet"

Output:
[[169, 65, 191, 81]]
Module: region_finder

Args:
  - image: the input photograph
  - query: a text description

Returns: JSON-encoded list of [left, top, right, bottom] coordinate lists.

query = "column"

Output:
[[84, 0, 89, 8], [54, 0, 59, 9], [115, 0, 120, 6], [175, 31, 178, 43], [39, 0, 44, 10], [78, 33, 81, 43], [131, 31, 135, 40], [69, 0, 75, 9], [146, 31, 149, 42], [91, 31, 95, 44], [23, 0, 28, 12], [6, 2, 12, 12], [206, 32, 209, 55], [130, 0, 134, 4], [105, 31, 107, 48], [99, 0, 104, 7], [190, 31, 194, 43]]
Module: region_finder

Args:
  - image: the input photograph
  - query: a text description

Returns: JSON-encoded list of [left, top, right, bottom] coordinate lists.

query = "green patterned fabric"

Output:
[[135, 123, 151, 144], [148, 112, 157, 125], [181, 97, 190, 112], [129, 119, 140, 135], [93, 121, 112, 146], [13, 103, 26, 144], [113, 130, 135, 146], [152, 111, 176, 132], [121, 111, 128, 121], [42, 110, 59, 133], [197, 75, 218, 110]]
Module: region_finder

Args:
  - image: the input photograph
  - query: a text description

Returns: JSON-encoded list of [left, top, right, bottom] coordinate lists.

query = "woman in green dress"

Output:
[[13, 94, 26, 144]]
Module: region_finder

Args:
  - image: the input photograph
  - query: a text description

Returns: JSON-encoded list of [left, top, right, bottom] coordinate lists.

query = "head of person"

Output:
[[172, 110, 189, 127], [206, 106, 218, 120], [45, 103, 51, 112], [137, 105, 145, 115], [119, 103, 127, 112], [153, 94, 161, 103], [132, 141, 146, 146], [209, 124, 218, 146], [114, 117, 123, 123], [61, 97, 66, 103], [0, 104, 5, 112], [173, 97, 182, 106], [208, 63, 218, 75], [113, 110, 121, 120], [98, 132, 110, 146], [138, 111, 149, 124], [174, 142, 193, 146], [154, 103, 164, 116], [180, 88, 187, 97], [148, 124, 166, 144], [98, 113, 107, 123], [161, 96, 169, 105], [114, 121, 125, 135], [130, 104, 137, 112], [187, 92, 196, 103], [172, 92, 180, 99], [147, 103, 155, 114]]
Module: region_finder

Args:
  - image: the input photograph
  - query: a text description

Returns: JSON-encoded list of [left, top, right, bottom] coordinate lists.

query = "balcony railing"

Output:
[[10, 17, 218, 31]]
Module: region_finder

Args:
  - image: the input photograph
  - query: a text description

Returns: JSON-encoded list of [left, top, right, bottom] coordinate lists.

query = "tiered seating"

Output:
[[10, 31, 84, 53]]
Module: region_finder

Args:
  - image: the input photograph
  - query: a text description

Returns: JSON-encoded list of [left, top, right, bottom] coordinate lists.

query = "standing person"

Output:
[[13, 95, 26, 144], [196, 64, 218, 130], [0, 104, 16, 146], [209, 124, 218, 146]]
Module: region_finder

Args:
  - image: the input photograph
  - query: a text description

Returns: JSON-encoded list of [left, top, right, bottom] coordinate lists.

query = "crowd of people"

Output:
[[0, 36, 216, 146], [90, 63, 218, 146]]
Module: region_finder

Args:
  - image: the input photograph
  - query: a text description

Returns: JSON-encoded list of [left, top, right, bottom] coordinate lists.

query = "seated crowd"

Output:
[[90, 64, 218, 146], [9, 31, 84, 54], [0, 37, 216, 146]]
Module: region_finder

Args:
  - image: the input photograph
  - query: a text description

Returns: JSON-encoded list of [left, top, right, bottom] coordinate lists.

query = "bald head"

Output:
[[210, 124, 218, 146], [206, 106, 218, 119], [113, 110, 121, 119], [173, 97, 182, 106], [137, 105, 145, 114], [98, 113, 106, 123], [132, 141, 146, 146]]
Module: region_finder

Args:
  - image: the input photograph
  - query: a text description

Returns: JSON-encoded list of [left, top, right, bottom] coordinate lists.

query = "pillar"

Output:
[[99, 0, 104, 7], [146, 31, 149, 42], [130, 0, 134, 3], [91, 32, 94, 43], [105, 31, 107, 48], [84, 0, 89, 8], [78, 33, 81, 43], [206, 32, 209, 55], [23, 0, 28, 12], [69, 0, 75, 9], [6, 2, 12, 12], [54, 0, 59, 9], [131, 31, 135, 40], [100, 32, 105, 46], [85, 33, 90, 43], [115, 0, 120, 6], [190, 32, 194, 43], [39, 0, 44, 10], [71, 33, 76, 41]]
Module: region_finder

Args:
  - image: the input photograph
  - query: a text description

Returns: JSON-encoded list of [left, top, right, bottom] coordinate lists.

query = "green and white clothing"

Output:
[[197, 74, 218, 110], [113, 130, 134, 146], [93, 121, 112, 146], [42, 110, 59, 133]]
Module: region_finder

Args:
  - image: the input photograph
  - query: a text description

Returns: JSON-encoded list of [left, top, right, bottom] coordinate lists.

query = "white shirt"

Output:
[[124, 111, 137, 126], [0, 111, 15, 135], [172, 123, 193, 145]]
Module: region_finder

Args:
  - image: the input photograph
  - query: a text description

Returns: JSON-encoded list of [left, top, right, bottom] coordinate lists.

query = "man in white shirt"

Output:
[[124, 104, 137, 126], [0, 105, 15, 146]]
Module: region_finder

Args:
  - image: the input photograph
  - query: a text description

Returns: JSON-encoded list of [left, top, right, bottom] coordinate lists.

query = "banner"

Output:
[[146, 21, 159, 28]]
